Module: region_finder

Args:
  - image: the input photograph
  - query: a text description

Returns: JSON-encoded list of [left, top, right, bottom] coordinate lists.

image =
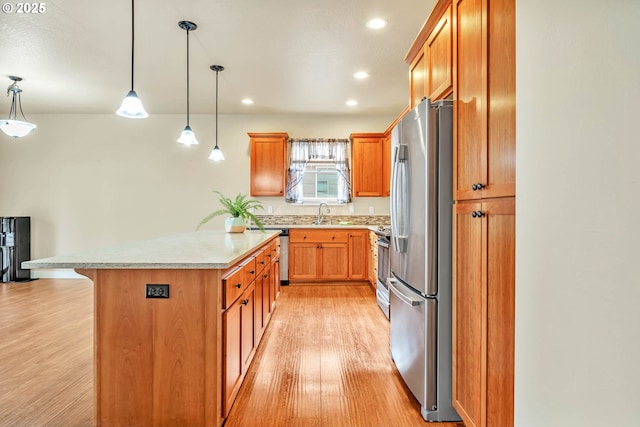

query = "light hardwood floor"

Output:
[[0, 279, 462, 427]]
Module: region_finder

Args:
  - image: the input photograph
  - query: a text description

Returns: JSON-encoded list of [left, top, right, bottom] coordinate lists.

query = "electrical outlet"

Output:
[[267, 206, 273, 214], [369, 206, 375, 214], [146, 284, 170, 298], [349, 205, 355, 214]]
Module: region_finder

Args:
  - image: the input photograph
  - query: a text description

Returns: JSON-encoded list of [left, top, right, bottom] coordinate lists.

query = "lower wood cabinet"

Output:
[[289, 229, 368, 282], [222, 238, 280, 419], [368, 231, 378, 288], [452, 197, 515, 427], [223, 282, 255, 417]]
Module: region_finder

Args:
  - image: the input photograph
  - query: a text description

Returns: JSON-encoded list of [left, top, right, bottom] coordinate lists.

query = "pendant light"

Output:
[[177, 21, 198, 145], [208, 65, 225, 161], [116, 0, 148, 119], [0, 76, 37, 138]]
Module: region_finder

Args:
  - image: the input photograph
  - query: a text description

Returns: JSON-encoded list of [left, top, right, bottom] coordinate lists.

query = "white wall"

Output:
[[0, 113, 392, 276], [516, 1, 640, 426]]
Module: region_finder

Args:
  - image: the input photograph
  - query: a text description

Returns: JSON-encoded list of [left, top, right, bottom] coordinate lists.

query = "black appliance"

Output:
[[1, 216, 31, 282]]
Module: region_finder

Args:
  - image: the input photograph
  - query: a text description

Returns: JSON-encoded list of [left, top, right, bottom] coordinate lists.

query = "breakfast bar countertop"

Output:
[[22, 230, 280, 270]]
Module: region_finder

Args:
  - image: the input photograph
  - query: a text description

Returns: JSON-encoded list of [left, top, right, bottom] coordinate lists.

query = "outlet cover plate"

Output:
[[146, 284, 170, 298]]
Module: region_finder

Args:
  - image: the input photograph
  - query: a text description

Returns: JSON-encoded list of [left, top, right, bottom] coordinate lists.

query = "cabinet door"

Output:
[[454, 0, 485, 202], [240, 285, 255, 374], [348, 231, 368, 280], [249, 132, 288, 197], [454, 0, 515, 201], [319, 243, 349, 280], [427, 4, 453, 100], [485, 198, 515, 427], [452, 198, 515, 427], [410, 47, 427, 108], [351, 134, 384, 197], [289, 243, 319, 281], [254, 276, 263, 343], [452, 201, 484, 427], [261, 265, 271, 329], [222, 300, 242, 417]]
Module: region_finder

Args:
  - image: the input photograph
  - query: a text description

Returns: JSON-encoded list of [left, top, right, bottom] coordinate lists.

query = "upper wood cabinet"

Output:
[[407, 0, 453, 107], [453, 0, 515, 200], [249, 132, 288, 197], [409, 49, 427, 108], [350, 133, 385, 197], [426, 5, 453, 100]]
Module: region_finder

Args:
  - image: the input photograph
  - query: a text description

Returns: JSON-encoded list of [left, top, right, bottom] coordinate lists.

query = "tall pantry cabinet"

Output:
[[451, 0, 515, 426]]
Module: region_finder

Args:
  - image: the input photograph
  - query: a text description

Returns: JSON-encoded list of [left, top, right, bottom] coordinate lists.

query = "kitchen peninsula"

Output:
[[23, 230, 281, 427]]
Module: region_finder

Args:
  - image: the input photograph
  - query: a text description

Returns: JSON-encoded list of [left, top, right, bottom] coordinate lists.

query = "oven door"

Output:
[[376, 237, 390, 288]]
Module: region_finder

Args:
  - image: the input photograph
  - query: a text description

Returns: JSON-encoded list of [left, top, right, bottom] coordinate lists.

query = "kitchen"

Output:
[[1, 1, 640, 427]]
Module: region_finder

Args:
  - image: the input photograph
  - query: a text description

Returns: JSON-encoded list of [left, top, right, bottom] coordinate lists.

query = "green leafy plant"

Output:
[[197, 191, 265, 231]]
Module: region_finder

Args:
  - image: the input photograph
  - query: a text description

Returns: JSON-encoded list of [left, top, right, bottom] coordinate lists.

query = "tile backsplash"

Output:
[[254, 214, 390, 226]]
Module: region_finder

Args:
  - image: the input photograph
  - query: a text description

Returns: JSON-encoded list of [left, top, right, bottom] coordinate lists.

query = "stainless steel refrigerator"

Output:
[[388, 99, 459, 422]]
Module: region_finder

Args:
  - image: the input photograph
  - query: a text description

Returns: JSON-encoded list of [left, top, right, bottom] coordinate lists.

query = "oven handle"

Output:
[[376, 237, 389, 248]]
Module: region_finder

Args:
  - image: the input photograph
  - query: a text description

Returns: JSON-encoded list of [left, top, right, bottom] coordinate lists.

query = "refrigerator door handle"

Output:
[[388, 278, 422, 307], [390, 145, 399, 240]]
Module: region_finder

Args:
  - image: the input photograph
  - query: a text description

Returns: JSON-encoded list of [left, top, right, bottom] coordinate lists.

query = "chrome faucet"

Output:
[[317, 202, 330, 225]]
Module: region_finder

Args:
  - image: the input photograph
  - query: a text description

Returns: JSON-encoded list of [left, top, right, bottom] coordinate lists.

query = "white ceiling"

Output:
[[0, 0, 435, 116]]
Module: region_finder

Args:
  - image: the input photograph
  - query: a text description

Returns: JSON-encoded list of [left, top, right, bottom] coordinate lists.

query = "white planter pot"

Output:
[[224, 217, 246, 233]]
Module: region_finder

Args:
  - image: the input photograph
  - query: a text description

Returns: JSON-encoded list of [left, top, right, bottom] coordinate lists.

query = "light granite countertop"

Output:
[[22, 230, 280, 270]]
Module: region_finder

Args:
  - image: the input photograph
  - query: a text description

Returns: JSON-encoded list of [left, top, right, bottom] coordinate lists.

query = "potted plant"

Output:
[[197, 191, 265, 233]]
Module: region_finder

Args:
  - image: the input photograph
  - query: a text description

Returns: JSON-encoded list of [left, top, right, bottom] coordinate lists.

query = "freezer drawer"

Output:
[[388, 277, 437, 414]]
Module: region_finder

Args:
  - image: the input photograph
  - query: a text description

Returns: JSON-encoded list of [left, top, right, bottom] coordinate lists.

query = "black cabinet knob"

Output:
[[472, 183, 485, 191], [263, 274, 269, 279], [472, 211, 485, 218], [242, 299, 249, 306], [235, 283, 242, 289]]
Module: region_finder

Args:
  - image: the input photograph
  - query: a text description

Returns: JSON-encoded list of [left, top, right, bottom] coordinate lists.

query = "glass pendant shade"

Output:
[[116, 90, 148, 118], [1, 76, 37, 138], [208, 146, 225, 161], [177, 125, 198, 145], [0, 120, 37, 138], [117, 0, 148, 119]]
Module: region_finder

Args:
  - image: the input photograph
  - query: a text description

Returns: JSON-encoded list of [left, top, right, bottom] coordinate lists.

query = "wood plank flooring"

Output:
[[0, 279, 462, 427]]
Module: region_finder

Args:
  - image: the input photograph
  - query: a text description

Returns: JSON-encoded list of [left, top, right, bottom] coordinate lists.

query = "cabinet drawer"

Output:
[[242, 257, 257, 285], [255, 249, 267, 273], [223, 267, 245, 309], [289, 229, 349, 243]]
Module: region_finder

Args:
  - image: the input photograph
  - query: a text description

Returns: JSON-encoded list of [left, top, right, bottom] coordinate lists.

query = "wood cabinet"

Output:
[[452, 197, 515, 427], [222, 238, 280, 419], [426, 4, 453, 100], [249, 132, 289, 197], [407, 0, 453, 107], [348, 230, 368, 280], [453, 0, 515, 201], [409, 48, 427, 108], [350, 133, 385, 197], [289, 229, 368, 282]]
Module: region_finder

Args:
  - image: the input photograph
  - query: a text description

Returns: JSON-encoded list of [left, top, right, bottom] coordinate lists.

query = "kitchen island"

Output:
[[23, 230, 281, 427]]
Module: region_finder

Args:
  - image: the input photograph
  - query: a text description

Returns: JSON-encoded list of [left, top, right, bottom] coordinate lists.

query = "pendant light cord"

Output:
[[130, 0, 135, 92], [186, 28, 190, 126], [215, 69, 219, 148]]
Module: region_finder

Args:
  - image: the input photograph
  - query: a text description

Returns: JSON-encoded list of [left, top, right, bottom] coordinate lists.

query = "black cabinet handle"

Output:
[[472, 183, 485, 191]]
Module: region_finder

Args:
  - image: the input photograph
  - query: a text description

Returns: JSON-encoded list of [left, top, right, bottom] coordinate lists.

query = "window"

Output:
[[285, 139, 351, 204]]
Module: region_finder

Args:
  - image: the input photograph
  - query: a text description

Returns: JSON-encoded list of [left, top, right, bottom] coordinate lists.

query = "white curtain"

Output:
[[285, 138, 352, 203]]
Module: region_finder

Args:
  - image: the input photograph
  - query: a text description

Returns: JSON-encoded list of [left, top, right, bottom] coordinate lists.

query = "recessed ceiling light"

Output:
[[346, 100, 358, 106], [354, 71, 369, 79], [241, 98, 254, 105], [366, 18, 387, 30]]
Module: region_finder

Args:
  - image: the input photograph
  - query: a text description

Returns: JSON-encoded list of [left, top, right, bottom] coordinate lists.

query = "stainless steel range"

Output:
[[374, 227, 391, 319]]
